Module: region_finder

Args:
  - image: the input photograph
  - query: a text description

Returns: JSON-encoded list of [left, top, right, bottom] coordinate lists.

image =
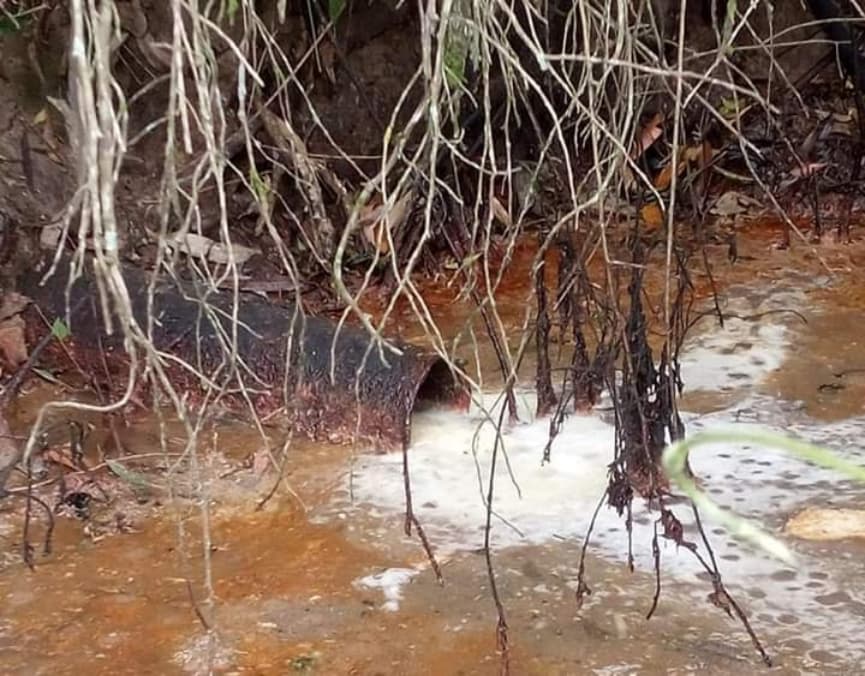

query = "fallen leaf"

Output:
[[490, 195, 512, 228], [362, 219, 390, 256], [43, 447, 80, 472], [652, 144, 705, 191], [0, 316, 28, 368], [385, 192, 413, 233], [167, 233, 260, 265], [359, 191, 413, 256], [828, 110, 857, 136], [358, 196, 385, 253], [252, 446, 271, 477], [632, 112, 663, 160], [32, 367, 64, 385], [0, 292, 29, 321], [682, 145, 704, 163], [653, 163, 674, 192], [709, 191, 762, 217], [40, 223, 64, 250], [799, 125, 822, 158], [106, 459, 151, 490], [640, 202, 664, 229], [791, 162, 827, 179]]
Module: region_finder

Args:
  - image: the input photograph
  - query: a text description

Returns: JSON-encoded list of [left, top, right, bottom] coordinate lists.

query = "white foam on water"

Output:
[[344, 393, 865, 661], [678, 285, 802, 392], [337, 286, 865, 662], [347, 392, 862, 566], [354, 567, 418, 612], [349, 389, 614, 550], [679, 320, 787, 392]]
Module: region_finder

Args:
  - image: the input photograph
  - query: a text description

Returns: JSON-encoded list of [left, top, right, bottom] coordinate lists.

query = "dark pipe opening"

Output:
[[19, 256, 472, 451], [412, 358, 470, 415]]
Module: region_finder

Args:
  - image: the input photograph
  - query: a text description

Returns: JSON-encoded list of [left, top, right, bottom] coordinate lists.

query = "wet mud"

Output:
[[3, 229, 865, 675]]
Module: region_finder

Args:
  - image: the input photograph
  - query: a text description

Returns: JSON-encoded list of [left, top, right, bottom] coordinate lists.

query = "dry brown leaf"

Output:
[[621, 163, 636, 191], [0, 292, 29, 322], [791, 162, 827, 179], [632, 112, 663, 160], [653, 164, 674, 192], [490, 196, 513, 228], [252, 446, 271, 477], [359, 192, 414, 256], [0, 316, 28, 369], [652, 144, 705, 191], [43, 447, 80, 472], [260, 106, 335, 256], [709, 191, 761, 217], [167, 233, 260, 265], [359, 199, 387, 255], [829, 110, 857, 136], [387, 192, 413, 231], [640, 202, 664, 229], [357, 197, 384, 224], [696, 140, 715, 194], [39, 223, 63, 250], [682, 145, 704, 163], [362, 221, 389, 256]]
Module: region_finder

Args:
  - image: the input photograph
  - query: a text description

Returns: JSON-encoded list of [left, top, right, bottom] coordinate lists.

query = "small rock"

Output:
[[785, 507, 865, 541]]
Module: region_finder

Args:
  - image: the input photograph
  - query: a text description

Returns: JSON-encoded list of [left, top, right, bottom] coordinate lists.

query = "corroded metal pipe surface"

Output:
[[19, 256, 468, 450]]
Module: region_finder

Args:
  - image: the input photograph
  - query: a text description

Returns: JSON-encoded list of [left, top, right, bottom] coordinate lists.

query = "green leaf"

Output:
[[106, 460, 151, 490], [443, 27, 467, 89], [216, 0, 239, 23], [227, 0, 240, 21], [51, 318, 70, 340], [441, 0, 476, 90], [249, 166, 270, 202], [32, 368, 63, 386], [718, 98, 733, 114], [290, 653, 319, 672], [328, 0, 345, 23], [0, 13, 29, 35], [443, 57, 466, 90]]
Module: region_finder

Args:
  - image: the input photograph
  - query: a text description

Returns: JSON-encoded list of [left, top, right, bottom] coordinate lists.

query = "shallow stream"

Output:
[[2, 234, 865, 674]]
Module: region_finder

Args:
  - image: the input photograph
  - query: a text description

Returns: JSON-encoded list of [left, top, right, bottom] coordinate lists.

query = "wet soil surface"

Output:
[[3, 231, 865, 675], [5, 2, 865, 672], [0, 433, 776, 676]]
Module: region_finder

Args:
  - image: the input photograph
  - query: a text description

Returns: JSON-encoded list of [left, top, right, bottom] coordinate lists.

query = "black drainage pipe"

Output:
[[19, 255, 469, 451]]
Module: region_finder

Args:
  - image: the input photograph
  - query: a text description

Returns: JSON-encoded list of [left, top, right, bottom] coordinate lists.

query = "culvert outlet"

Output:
[[18, 255, 469, 450]]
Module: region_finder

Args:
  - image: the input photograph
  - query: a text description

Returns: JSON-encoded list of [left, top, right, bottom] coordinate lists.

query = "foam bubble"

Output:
[[349, 389, 614, 551], [354, 567, 419, 612], [679, 321, 787, 391], [678, 286, 802, 392]]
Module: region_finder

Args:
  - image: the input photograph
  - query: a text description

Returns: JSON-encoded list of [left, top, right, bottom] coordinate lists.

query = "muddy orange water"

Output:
[[3, 225, 865, 674]]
